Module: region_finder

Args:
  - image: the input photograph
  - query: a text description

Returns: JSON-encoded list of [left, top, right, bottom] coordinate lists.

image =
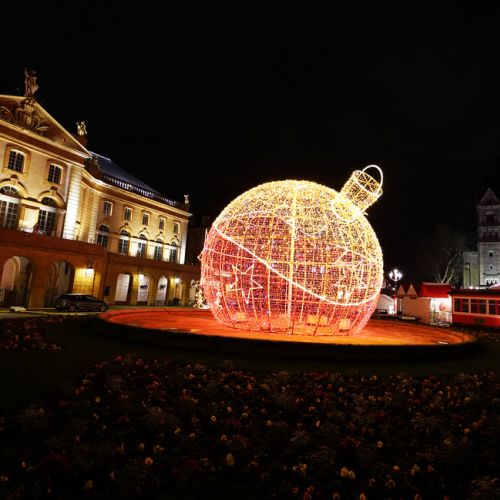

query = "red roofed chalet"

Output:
[[395, 282, 452, 324]]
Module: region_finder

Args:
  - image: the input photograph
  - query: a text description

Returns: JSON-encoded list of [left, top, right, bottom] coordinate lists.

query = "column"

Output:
[[63, 165, 84, 240]]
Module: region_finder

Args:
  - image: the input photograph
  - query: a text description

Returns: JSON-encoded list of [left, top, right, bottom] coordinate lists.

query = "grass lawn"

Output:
[[0, 315, 499, 412]]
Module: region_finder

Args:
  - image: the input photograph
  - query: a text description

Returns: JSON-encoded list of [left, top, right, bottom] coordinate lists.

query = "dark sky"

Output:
[[2, 3, 500, 279]]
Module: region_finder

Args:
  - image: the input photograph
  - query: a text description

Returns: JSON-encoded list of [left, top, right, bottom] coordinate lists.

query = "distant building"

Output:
[[463, 188, 500, 288], [0, 71, 199, 308]]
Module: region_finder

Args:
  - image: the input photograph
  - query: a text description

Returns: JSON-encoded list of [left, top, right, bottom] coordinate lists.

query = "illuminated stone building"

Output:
[[463, 188, 500, 288], [0, 71, 198, 308]]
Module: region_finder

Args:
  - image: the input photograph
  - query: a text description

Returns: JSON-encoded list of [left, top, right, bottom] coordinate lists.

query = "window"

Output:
[[0, 200, 19, 229], [142, 213, 149, 226], [7, 150, 25, 173], [471, 299, 478, 314], [0, 186, 19, 198], [479, 300, 487, 314], [48, 164, 62, 184], [154, 239, 163, 260], [486, 213, 495, 225], [118, 230, 130, 255], [490, 264, 495, 271], [41, 197, 58, 207], [173, 221, 180, 235], [488, 300, 497, 315], [489, 251, 494, 258], [37, 209, 56, 235], [137, 234, 147, 257], [453, 298, 460, 312], [103, 201, 113, 216], [169, 242, 178, 263], [96, 225, 109, 248], [0, 187, 20, 230], [159, 218, 165, 230], [461, 299, 469, 313], [124, 207, 132, 221]]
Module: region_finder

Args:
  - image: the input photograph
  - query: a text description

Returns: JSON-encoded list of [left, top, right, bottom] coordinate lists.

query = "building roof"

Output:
[[397, 282, 451, 298], [92, 152, 162, 195], [91, 152, 187, 210]]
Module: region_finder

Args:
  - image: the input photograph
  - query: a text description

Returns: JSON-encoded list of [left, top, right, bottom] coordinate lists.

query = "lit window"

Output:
[[48, 164, 62, 184], [124, 207, 132, 221], [97, 225, 109, 248], [7, 150, 25, 173], [137, 234, 147, 257], [142, 213, 149, 226], [159, 218, 165, 230], [173, 221, 180, 234], [118, 230, 130, 254], [103, 201, 113, 216]]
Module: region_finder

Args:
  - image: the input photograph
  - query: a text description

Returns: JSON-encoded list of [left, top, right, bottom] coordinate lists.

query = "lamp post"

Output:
[[388, 268, 402, 315]]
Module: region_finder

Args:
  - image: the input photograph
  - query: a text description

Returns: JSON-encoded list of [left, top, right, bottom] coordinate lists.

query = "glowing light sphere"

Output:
[[200, 166, 384, 335]]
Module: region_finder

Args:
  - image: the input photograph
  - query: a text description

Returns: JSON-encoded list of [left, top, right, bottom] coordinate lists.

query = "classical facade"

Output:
[[0, 71, 199, 308], [463, 188, 500, 288]]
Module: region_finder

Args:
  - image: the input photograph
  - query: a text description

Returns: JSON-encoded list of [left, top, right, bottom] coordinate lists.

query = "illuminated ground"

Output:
[[101, 308, 475, 348]]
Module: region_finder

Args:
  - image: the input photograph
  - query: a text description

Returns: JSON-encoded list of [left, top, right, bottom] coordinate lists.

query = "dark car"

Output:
[[55, 294, 109, 312]]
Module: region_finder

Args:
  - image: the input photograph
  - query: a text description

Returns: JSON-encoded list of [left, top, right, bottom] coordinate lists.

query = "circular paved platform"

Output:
[[99, 308, 477, 360]]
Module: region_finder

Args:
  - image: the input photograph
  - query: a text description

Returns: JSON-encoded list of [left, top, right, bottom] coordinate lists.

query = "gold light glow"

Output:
[[200, 166, 384, 335]]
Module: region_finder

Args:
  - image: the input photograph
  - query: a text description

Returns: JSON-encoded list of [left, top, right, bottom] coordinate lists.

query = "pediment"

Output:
[[479, 188, 500, 206], [0, 95, 89, 154]]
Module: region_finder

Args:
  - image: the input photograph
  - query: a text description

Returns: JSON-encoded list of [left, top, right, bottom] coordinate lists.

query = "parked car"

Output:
[[55, 294, 109, 312]]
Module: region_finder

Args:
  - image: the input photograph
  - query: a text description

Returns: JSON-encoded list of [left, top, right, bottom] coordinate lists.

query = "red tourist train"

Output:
[[450, 288, 500, 328]]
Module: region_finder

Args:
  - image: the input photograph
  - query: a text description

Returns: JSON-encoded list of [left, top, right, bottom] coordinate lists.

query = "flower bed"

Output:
[[0, 354, 499, 498], [0, 317, 62, 351]]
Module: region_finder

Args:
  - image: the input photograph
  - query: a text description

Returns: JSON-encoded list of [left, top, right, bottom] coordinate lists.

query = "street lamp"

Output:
[[388, 268, 403, 314]]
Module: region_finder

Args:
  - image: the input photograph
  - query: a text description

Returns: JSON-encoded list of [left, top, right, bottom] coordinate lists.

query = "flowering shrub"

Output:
[[0, 317, 61, 351], [0, 353, 498, 498]]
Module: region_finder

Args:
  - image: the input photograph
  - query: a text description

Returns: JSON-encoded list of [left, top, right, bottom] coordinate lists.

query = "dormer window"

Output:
[[48, 164, 62, 184], [7, 150, 25, 173]]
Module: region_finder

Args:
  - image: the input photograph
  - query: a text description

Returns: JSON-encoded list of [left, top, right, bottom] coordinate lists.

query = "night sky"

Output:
[[3, 3, 500, 280]]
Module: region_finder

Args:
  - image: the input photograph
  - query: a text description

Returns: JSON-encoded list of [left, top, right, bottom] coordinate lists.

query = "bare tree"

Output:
[[415, 223, 468, 285]]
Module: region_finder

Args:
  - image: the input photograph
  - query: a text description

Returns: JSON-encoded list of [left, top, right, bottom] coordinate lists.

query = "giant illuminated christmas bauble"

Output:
[[200, 166, 384, 335]]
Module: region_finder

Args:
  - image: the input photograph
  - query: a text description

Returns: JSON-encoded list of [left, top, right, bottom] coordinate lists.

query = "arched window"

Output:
[[0, 186, 20, 229], [0, 186, 19, 197], [169, 241, 178, 263], [118, 230, 130, 255], [137, 234, 147, 257], [96, 225, 109, 248], [154, 238, 163, 260], [41, 197, 58, 207]]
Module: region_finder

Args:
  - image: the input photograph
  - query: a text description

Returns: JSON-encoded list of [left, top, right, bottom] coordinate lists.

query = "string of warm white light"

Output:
[[201, 166, 384, 336]]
